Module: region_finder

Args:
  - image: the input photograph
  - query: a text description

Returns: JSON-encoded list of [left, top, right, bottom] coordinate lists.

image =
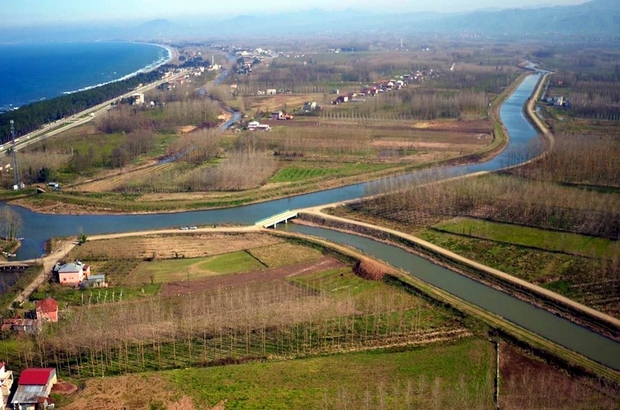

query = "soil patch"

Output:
[[501, 343, 619, 409], [161, 256, 345, 296], [62, 373, 196, 410], [51, 381, 78, 395], [178, 125, 198, 133], [354, 260, 388, 281]]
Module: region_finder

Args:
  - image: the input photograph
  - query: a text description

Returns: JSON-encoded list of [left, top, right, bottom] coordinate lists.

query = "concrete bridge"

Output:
[[0, 262, 33, 273], [256, 210, 298, 228]]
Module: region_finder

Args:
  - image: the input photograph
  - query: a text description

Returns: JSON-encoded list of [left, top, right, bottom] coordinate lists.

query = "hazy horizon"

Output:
[[2, 0, 589, 27]]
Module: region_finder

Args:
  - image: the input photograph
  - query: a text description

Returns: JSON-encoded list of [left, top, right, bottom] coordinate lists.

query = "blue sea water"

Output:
[[0, 42, 169, 112]]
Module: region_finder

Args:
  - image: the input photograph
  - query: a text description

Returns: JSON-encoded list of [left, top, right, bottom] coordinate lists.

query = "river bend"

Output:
[[7, 72, 620, 371]]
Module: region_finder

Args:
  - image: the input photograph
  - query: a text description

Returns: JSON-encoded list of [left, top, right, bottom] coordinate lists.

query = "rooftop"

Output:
[[18, 368, 55, 386], [58, 262, 83, 273], [35, 298, 58, 314], [12, 384, 50, 405]]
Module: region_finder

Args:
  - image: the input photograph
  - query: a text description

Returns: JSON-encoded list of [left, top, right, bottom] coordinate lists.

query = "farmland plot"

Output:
[[69, 233, 283, 260]]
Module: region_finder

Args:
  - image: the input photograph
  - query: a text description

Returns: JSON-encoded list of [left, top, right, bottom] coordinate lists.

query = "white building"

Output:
[[131, 93, 145, 105], [0, 362, 14, 410]]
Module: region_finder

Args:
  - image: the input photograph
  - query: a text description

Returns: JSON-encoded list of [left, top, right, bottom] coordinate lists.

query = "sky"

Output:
[[2, 0, 590, 26]]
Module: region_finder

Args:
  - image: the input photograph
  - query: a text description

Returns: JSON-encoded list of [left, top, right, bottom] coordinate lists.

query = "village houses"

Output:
[[12, 368, 57, 410]]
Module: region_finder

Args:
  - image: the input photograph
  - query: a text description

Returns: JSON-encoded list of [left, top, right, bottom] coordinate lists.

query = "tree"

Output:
[[77, 232, 88, 245], [0, 207, 22, 241], [37, 167, 52, 183]]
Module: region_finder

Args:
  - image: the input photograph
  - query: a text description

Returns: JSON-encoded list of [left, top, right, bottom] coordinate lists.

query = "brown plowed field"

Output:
[[70, 232, 282, 260], [501, 343, 620, 409], [162, 256, 345, 297], [70, 162, 177, 192]]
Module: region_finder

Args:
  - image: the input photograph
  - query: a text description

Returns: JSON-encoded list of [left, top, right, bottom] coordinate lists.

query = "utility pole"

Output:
[[10, 120, 20, 190]]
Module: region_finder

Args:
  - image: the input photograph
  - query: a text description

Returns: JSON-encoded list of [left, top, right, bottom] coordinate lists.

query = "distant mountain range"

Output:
[[1, 0, 618, 43]]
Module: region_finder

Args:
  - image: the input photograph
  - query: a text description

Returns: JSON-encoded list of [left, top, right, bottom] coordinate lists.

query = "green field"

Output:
[[432, 217, 619, 258], [129, 251, 265, 284], [418, 229, 592, 284], [168, 338, 493, 409], [247, 242, 323, 268], [270, 162, 392, 183], [289, 268, 453, 329]]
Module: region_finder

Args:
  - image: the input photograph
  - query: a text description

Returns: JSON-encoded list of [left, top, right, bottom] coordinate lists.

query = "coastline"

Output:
[[61, 42, 177, 95], [156, 43, 179, 64], [0, 41, 177, 110]]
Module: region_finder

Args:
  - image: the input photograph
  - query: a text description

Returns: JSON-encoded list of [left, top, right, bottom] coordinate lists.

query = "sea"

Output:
[[0, 42, 170, 113]]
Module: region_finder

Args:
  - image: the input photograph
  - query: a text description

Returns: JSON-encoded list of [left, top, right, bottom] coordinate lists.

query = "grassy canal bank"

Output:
[[2, 228, 617, 409]]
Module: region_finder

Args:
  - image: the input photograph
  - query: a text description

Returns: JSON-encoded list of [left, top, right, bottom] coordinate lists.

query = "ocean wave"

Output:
[[61, 44, 172, 95]]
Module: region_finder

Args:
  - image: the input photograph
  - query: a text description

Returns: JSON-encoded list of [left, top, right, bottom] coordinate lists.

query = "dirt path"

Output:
[[298, 206, 620, 330], [87, 225, 261, 241], [13, 238, 78, 305]]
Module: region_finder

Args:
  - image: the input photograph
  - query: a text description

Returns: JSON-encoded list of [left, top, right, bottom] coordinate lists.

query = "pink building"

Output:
[[56, 261, 90, 285]]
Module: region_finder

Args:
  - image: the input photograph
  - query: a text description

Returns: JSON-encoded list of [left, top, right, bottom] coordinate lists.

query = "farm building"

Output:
[[1, 319, 41, 335], [12, 368, 57, 410], [130, 92, 144, 105], [270, 112, 293, 120], [35, 298, 58, 323], [54, 261, 90, 285], [81, 274, 107, 288], [248, 121, 271, 131]]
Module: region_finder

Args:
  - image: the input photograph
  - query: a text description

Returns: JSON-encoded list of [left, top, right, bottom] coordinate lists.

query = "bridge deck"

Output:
[[256, 210, 298, 228]]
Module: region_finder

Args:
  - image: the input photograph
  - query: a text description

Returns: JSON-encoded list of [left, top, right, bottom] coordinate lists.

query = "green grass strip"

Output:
[[432, 217, 618, 258]]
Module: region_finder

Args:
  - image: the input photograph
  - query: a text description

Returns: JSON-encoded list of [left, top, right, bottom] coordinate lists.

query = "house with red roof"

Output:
[[35, 298, 58, 323], [12, 368, 57, 410]]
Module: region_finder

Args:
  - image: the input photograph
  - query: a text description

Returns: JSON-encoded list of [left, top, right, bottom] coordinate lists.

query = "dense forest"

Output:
[[0, 69, 165, 141]]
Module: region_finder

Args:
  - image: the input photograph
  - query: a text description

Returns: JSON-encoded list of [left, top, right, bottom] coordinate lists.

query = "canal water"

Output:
[[7, 71, 620, 371], [12, 73, 544, 260], [280, 224, 620, 371]]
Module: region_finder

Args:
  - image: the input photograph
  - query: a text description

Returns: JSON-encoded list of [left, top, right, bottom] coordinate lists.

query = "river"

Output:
[[6, 71, 620, 371], [12, 73, 543, 260]]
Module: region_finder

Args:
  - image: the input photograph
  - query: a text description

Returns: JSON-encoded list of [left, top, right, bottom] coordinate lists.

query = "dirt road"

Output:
[[13, 238, 78, 306]]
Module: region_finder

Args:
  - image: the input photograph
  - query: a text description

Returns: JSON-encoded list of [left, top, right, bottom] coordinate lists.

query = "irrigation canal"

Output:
[[6, 72, 620, 371]]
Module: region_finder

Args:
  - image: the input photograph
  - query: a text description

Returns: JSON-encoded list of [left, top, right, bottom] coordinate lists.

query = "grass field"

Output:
[[418, 229, 591, 284], [247, 242, 324, 267], [270, 162, 393, 183], [418, 228, 620, 317], [127, 251, 266, 285], [57, 338, 493, 410], [10, 238, 469, 382], [432, 217, 619, 258], [168, 338, 494, 410]]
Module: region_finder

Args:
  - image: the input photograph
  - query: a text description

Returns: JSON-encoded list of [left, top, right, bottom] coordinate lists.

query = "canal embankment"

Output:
[[270, 225, 620, 384]]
